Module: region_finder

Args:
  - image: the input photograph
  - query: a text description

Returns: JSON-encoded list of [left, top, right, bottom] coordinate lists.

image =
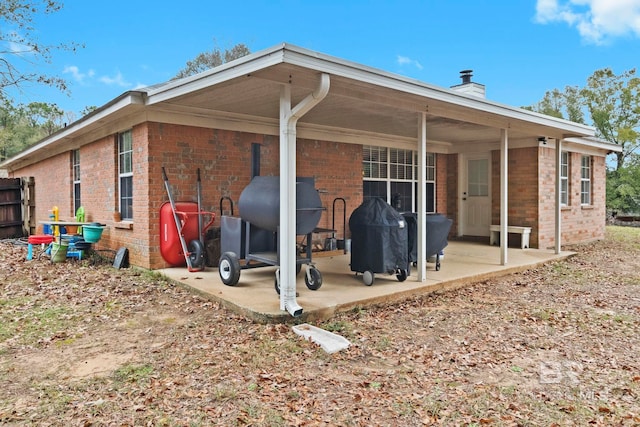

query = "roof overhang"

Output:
[[1, 42, 599, 172], [1, 92, 146, 171]]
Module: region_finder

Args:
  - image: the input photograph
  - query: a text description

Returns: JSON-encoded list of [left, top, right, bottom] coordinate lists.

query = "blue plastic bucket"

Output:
[[82, 225, 104, 243]]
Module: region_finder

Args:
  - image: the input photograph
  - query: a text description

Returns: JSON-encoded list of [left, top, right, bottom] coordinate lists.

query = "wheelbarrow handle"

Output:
[[201, 211, 216, 233]]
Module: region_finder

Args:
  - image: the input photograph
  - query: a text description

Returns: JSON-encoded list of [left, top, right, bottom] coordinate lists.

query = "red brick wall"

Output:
[[486, 146, 606, 250], [12, 121, 607, 267], [14, 153, 74, 231], [146, 123, 362, 269], [12, 123, 364, 269], [445, 154, 458, 235], [538, 149, 606, 248], [491, 147, 540, 246]]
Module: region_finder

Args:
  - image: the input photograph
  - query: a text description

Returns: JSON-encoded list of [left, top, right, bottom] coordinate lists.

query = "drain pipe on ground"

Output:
[[279, 73, 330, 317]]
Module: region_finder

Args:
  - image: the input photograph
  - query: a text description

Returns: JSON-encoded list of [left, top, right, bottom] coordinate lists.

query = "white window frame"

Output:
[[580, 155, 591, 206], [362, 146, 436, 213], [560, 151, 569, 206], [118, 130, 133, 220], [363, 145, 388, 179]]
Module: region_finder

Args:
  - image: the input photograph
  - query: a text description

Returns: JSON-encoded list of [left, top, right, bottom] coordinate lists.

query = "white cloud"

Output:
[[64, 66, 127, 88], [63, 65, 87, 83], [98, 71, 131, 87], [535, 0, 640, 44], [397, 55, 424, 70]]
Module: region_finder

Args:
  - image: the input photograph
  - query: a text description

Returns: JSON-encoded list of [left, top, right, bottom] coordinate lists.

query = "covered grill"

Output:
[[403, 212, 452, 271], [349, 197, 409, 286]]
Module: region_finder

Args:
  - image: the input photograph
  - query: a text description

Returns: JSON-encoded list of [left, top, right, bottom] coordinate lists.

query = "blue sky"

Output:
[[8, 0, 640, 118]]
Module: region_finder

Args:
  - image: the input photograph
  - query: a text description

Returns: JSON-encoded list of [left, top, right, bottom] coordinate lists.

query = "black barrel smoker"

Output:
[[349, 197, 410, 286], [403, 212, 453, 271], [218, 176, 324, 293]]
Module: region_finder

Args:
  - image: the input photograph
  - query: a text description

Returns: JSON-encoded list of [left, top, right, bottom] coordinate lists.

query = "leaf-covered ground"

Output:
[[0, 226, 639, 426]]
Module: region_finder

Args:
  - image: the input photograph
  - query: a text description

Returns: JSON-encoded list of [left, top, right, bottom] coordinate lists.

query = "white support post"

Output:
[[500, 128, 508, 265], [416, 113, 427, 282], [555, 138, 562, 254]]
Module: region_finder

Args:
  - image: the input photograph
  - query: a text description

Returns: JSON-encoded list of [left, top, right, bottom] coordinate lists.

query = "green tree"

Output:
[[529, 68, 640, 214], [581, 68, 640, 171], [174, 42, 251, 79], [0, 101, 63, 160], [528, 68, 640, 171], [0, 0, 83, 100], [607, 154, 640, 214], [525, 87, 584, 123], [24, 101, 64, 135]]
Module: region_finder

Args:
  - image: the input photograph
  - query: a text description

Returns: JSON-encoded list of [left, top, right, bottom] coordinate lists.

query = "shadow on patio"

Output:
[[158, 241, 573, 323]]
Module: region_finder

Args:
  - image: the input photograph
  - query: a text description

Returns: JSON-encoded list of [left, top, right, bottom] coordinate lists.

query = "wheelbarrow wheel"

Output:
[[363, 270, 375, 286], [188, 239, 205, 269], [219, 252, 240, 286], [396, 268, 408, 282], [304, 266, 323, 291]]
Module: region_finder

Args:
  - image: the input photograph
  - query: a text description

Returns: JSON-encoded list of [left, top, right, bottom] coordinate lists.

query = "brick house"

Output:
[[0, 44, 618, 301]]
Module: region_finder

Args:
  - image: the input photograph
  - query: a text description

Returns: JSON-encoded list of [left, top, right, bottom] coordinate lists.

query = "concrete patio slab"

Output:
[[158, 241, 573, 323]]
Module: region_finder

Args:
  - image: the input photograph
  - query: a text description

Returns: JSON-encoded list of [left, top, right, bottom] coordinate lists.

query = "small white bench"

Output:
[[489, 225, 531, 249]]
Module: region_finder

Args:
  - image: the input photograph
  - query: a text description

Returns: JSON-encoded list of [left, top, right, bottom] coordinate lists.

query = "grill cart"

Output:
[[218, 176, 325, 293], [349, 197, 409, 286]]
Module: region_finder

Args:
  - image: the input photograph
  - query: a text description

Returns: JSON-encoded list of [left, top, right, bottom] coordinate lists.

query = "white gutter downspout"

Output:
[[500, 129, 509, 265], [279, 73, 330, 317]]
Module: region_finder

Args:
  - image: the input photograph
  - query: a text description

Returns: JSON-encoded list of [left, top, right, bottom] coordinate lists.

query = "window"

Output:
[[362, 146, 436, 213], [560, 151, 569, 206], [118, 130, 133, 220], [72, 150, 81, 214], [580, 155, 591, 205], [363, 145, 388, 179], [468, 158, 489, 197]]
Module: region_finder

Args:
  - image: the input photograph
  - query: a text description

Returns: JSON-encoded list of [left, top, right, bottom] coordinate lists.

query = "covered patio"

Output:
[[143, 43, 594, 318], [158, 241, 573, 323]]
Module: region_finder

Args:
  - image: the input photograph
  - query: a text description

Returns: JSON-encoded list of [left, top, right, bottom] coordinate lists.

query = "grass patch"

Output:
[[113, 363, 154, 384], [532, 308, 556, 321], [142, 269, 171, 284], [607, 225, 640, 241], [323, 320, 353, 335], [0, 300, 76, 345]]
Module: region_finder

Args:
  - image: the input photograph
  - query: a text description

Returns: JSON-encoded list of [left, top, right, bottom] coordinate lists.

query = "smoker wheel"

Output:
[[304, 267, 323, 291], [219, 252, 240, 286]]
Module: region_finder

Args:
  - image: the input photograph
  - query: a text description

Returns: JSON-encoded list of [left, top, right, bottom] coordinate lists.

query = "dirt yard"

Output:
[[0, 226, 639, 426]]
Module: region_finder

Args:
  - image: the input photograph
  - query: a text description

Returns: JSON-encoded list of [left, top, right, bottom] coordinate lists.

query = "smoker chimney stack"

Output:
[[451, 69, 486, 98]]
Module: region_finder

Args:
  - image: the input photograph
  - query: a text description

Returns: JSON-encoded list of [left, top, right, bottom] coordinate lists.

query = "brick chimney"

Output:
[[450, 70, 486, 98]]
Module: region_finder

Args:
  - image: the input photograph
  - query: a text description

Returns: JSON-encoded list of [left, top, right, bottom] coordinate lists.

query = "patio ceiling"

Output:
[[144, 45, 595, 150]]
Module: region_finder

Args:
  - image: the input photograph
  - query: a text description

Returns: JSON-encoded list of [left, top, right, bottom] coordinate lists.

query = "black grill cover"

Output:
[[403, 213, 453, 262], [349, 197, 408, 274]]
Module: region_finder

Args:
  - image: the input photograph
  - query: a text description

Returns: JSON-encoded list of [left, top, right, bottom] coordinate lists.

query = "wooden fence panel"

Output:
[[0, 178, 25, 239]]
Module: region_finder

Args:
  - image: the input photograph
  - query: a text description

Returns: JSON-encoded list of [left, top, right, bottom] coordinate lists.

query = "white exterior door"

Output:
[[461, 153, 491, 236]]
